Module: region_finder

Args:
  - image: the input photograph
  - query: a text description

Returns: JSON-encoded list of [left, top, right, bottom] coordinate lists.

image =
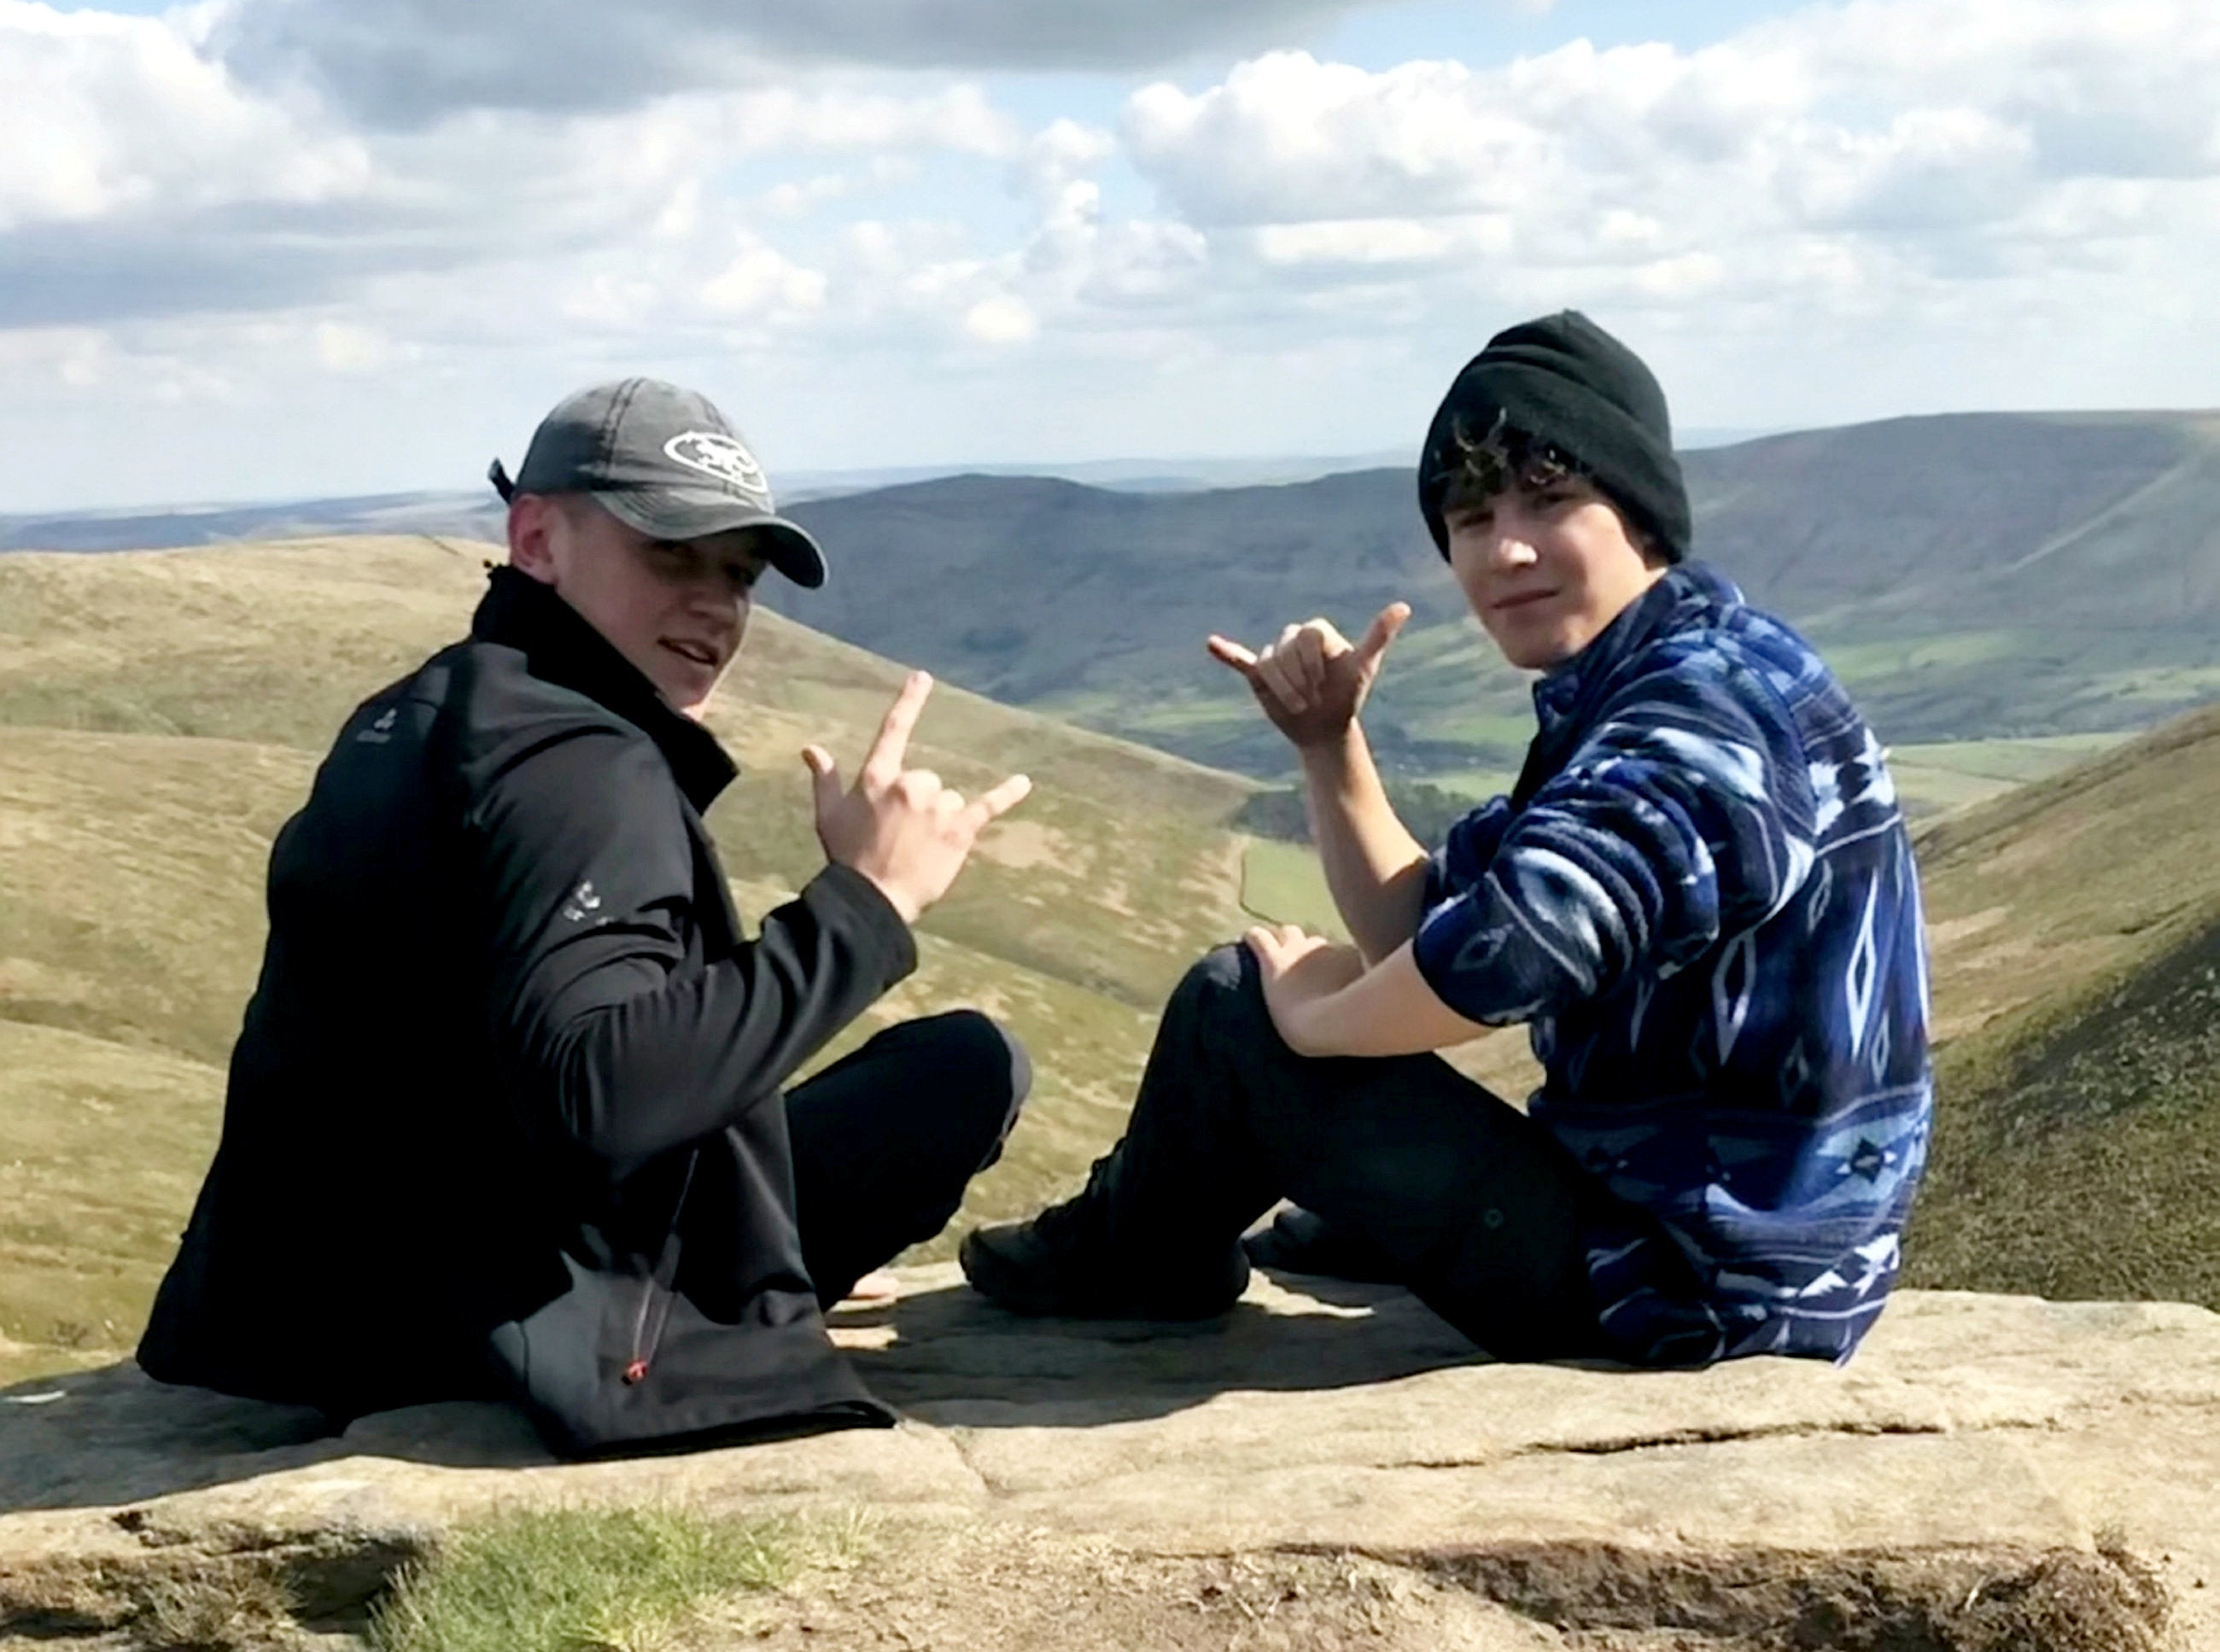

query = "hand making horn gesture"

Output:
[[803, 672, 1032, 925], [1206, 601, 1411, 750]]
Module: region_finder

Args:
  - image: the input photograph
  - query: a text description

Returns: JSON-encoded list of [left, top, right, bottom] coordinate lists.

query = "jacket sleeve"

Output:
[[1411, 649, 1816, 1026], [470, 723, 917, 1179]]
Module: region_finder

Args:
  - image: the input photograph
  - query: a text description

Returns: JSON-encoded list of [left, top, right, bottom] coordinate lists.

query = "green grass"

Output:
[[1903, 704, 2220, 1308], [4, 530, 2218, 1382], [0, 539, 1259, 1376], [1892, 733, 2129, 782], [369, 1506, 818, 1652], [1237, 839, 1349, 940]]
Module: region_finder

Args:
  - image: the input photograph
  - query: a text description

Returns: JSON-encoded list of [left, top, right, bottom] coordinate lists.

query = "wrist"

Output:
[[1274, 989, 1335, 1058], [1296, 724, 1364, 771], [844, 862, 922, 925]]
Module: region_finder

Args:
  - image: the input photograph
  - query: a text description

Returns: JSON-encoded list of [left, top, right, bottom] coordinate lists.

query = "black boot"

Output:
[[959, 1144, 1250, 1319]]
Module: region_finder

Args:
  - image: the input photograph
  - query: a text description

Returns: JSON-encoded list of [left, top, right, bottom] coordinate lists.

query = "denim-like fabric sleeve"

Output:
[[1412, 647, 1816, 1026]]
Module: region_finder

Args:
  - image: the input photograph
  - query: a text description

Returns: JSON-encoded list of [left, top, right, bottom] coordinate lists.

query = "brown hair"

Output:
[[1430, 412, 1662, 562]]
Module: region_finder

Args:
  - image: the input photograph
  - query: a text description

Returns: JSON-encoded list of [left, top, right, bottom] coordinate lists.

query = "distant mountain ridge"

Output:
[[761, 409, 2220, 775], [11, 409, 2217, 783]]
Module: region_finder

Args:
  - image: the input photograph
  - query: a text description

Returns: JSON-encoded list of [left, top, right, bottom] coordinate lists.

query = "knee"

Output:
[[914, 1008, 1030, 1135], [1170, 943, 1270, 1028]]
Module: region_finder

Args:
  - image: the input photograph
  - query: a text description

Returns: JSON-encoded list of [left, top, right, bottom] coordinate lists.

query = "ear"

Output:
[[506, 494, 560, 585]]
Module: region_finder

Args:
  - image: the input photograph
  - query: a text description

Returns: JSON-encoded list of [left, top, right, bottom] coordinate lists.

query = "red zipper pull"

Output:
[[622, 1358, 649, 1386]]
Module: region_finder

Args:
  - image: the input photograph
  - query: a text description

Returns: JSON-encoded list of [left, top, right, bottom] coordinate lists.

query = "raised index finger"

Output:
[[862, 670, 932, 785]]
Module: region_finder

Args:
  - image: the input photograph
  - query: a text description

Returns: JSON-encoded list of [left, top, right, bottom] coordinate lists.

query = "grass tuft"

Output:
[[136, 1567, 299, 1652], [367, 1505, 803, 1652]]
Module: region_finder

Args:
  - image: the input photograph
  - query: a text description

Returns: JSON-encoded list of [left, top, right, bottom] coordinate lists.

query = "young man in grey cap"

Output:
[[963, 313, 1932, 1370], [141, 378, 1033, 1453]]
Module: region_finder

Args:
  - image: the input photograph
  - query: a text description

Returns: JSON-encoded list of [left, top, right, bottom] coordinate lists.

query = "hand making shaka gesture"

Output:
[[803, 671, 1031, 924], [1206, 601, 1411, 750]]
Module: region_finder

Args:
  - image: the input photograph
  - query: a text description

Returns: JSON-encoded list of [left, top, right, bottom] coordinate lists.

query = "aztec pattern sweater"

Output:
[[1412, 562, 1931, 1366]]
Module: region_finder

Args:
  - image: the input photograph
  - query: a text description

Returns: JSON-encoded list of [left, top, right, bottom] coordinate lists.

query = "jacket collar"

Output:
[[1514, 560, 1742, 805], [470, 565, 738, 813]]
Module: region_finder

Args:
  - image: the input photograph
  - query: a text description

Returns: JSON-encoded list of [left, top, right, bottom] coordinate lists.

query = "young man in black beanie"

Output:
[[962, 312, 1933, 1369]]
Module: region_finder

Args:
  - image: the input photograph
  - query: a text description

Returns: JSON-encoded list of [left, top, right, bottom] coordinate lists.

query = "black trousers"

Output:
[[1104, 945, 1634, 1359], [786, 1008, 1029, 1306]]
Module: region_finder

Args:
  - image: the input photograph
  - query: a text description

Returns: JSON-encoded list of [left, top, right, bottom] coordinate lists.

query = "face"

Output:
[[1442, 473, 1667, 671], [506, 493, 767, 718]]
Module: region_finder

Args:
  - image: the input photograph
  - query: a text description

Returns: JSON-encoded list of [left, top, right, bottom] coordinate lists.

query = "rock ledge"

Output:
[[3, 1271, 2213, 1649]]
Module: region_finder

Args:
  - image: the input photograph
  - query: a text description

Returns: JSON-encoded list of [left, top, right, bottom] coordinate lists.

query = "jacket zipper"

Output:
[[622, 1150, 698, 1386]]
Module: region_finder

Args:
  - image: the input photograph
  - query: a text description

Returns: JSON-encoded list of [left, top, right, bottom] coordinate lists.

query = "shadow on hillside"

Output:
[[0, 1270, 1531, 1515]]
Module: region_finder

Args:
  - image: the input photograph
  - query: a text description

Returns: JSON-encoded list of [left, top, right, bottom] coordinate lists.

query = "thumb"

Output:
[[1356, 601, 1411, 670], [800, 744, 843, 814]]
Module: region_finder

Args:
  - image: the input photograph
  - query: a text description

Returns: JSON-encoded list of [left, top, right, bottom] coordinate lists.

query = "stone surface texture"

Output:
[[2, 1268, 2215, 1649]]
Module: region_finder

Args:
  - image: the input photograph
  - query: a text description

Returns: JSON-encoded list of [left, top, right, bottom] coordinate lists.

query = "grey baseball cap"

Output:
[[488, 377, 827, 588]]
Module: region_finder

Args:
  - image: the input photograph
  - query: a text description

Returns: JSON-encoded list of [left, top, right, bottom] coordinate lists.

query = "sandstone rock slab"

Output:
[[3, 1271, 2213, 1649]]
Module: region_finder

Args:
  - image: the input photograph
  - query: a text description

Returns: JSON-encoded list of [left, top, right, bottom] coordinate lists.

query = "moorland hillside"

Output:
[[767, 410, 2220, 787], [0, 536, 1540, 1385], [2, 534, 2216, 1391], [13, 411, 2216, 810], [1906, 704, 2220, 1307]]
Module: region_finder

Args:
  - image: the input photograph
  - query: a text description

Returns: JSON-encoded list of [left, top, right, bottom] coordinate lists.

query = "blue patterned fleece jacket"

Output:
[[1412, 562, 1931, 1367]]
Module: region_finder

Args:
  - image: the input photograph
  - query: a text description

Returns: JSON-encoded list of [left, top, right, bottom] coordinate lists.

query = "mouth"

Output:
[[1490, 590, 1556, 615], [661, 639, 722, 669]]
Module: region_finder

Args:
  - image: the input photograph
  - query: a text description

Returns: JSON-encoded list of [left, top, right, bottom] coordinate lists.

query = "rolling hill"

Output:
[[1904, 705, 2220, 1306], [757, 410, 2220, 797], [0, 535, 1543, 1385], [3, 531, 2216, 1388], [12, 410, 2217, 813]]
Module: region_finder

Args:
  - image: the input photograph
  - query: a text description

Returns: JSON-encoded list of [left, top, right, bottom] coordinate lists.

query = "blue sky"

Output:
[[3, 0, 2216, 509]]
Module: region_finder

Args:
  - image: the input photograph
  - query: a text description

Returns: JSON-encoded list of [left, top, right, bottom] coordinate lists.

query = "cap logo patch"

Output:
[[664, 430, 768, 499]]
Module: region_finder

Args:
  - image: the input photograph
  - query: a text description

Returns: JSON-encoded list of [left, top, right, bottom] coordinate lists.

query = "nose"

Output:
[[1489, 531, 1539, 571], [685, 572, 746, 623], [1484, 505, 1540, 572]]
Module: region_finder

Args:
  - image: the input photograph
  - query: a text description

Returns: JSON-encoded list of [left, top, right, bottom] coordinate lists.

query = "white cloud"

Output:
[[1250, 219, 1461, 266], [213, 0, 1399, 126], [312, 319, 394, 371], [0, 0, 365, 231], [700, 235, 828, 317], [0, 0, 1037, 335], [1115, 0, 2220, 326], [3, 0, 2220, 510], [1126, 54, 1544, 227], [963, 296, 1037, 344]]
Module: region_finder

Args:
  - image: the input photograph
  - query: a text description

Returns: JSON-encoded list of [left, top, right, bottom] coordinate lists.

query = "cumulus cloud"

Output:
[[213, 0, 1397, 126], [5, 0, 2220, 510], [0, 1, 366, 232], [0, 0, 1036, 333], [1118, 0, 2220, 309]]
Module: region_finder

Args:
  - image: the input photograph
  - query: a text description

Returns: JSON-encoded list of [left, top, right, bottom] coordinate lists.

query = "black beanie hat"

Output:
[[1417, 310, 1691, 562]]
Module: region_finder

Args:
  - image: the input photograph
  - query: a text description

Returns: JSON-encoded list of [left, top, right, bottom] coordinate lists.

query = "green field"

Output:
[[3, 534, 2216, 1386], [0, 539, 1259, 1382], [1236, 838, 1350, 939]]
